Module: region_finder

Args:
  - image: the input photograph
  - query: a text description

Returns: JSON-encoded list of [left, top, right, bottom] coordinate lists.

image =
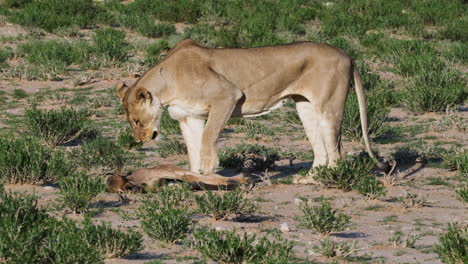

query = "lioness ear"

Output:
[[116, 82, 129, 102], [136, 87, 152, 103]]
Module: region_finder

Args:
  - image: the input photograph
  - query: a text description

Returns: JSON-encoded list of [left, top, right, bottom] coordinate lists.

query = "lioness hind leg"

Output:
[[295, 100, 329, 168], [179, 117, 205, 173]]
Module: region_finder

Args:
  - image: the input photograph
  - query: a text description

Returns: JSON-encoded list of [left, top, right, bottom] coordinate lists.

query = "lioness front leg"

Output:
[[179, 117, 205, 173], [199, 99, 240, 175]]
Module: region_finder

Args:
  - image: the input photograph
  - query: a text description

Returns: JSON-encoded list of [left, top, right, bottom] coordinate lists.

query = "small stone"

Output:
[[294, 198, 303, 205], [280, 223, 290, 233], [215, 226, 223, 231]]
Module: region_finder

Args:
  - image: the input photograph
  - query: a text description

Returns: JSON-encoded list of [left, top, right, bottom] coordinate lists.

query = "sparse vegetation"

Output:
[[73, 137, 126, 169], [0, 185, 142, 263], [0, 137, 74, 184], [313, 239, 358, 258], [435, 224, 467, 264], [0, 0, 466, 262], [25, 106, 97, 146], [138, 184, 193, 243], [312, 154, 386, 198], [195, 187, 257, 220], [298, 200, 351, 235], [57, 172, 105, 214], [190, 227, 296, 264], [92, 28, 129, 63], [156, 138, 187, 158]]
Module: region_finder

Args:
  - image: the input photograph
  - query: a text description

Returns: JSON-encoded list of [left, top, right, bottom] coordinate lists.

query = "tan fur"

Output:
[[116, 39, 389, 176], [107, 164, 247, 192]]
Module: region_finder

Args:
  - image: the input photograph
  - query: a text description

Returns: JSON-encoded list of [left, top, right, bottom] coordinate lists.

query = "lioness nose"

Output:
[[151, 131, 158, 140]]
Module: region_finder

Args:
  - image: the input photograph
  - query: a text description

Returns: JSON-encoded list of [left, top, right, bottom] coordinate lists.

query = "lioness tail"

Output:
[[352, 60, 390, 173]]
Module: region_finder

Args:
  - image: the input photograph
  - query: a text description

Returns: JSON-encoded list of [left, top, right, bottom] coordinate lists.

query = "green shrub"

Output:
[[1, 0, 33, 8], [297, 200, 351, 235], [12, 89, 28, 99], [190, 227, 296, 264], [144, 39, 171, 66], [219, 144, 280, 171], [117, 127, 143, 150], [138, 23, 176, 38], [0, 47, 12, 67], [438, 19, 468, 42], [456, 185, 468, 204], [443, 149, 467, 175], [313, 239, 356, 258], [92, 28, 129, 63], [81, 218, 143, 258], [57, 172, 105, 213], [138, 185, 192, 243], [238, 121, 275, 139], [73, 137, 126, 169], [312, 154, 386, 198], [25, 106, 97, 146], [403, 71, 467, 113], [17, 40, 91, 74], [0, 186, 141, 263], [195, 187, 257, 220], [435, 224, 467, 264], [124, 0, 203, 24], [0, 137, 74, 184], [157, 138, 187, 158], [8, 0, 105, 32]]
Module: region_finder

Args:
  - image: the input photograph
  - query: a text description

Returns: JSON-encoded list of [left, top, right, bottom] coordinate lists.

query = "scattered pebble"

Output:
[[280, 223, 290, 232], [294, 198, 303, 205]]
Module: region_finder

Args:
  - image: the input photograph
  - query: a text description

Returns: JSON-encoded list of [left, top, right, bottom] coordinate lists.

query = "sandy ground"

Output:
[[1, 21, 467, 264]]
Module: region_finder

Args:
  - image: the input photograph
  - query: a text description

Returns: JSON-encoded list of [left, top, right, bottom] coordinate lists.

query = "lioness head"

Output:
[[116, 82, 162, 142]]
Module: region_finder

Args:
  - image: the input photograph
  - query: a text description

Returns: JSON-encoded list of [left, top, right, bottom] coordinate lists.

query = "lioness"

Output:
[[116, 39, 389, 176]]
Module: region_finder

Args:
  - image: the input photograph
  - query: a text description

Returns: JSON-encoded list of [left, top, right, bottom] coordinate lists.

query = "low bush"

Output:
[[219, 144, 280, 171], [312, 154, 386, 198], [0, 47, 12, 67], [17, 40, 91, 74], [402, 71, 466, 113], [57, 172, 105, 214], [12, 89, 28, 99], [25, 106, 98, 146], [0, 137, 74, 184], [138, 184, 193, 243], [443, 148, 467, 175], [190, 227, 296, 264], [313, 239, 357, 258], [92, 28, 129, 63], [8, 0, 106, 32], [0, 186, 142, 262], [81, 218, 143, 258], [435, 223, 467, 264], [297, 200, 351, 235], [456, 185, 468, 204], [238, 121, 275, 139], [138, 22, 176, 38], [73, 137, 126, 169], [1, 0, 33, 8], [388, 231, 420, 248], [195, 187, 257, 220], [144, 39, 171, 66], [117, 127, 143, 150]]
